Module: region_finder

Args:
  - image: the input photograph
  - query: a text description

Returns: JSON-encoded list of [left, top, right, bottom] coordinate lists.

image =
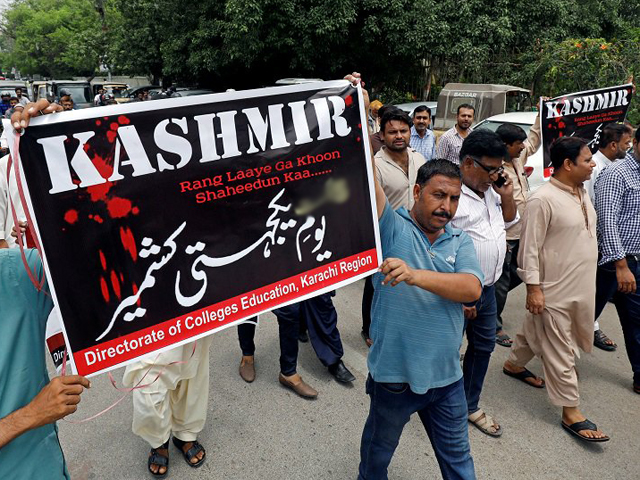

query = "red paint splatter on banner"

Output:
[[87, 183, 112, 202], [93, 215, 104, 224], [558, 121, 565, 129], [106, 130, 117, 143], [120, 226, 138, 261], [345, 95, 353, 106], [132, 207, 140, 215], [110, 270, 121, 300], [356, 137, 361, 142], [110, 122, 119, 131], [358, 123, 361, 129], [64, 209, 78, 224], [107, 197, 132, 218], [100, 277, 110, 302], [99, 250, 107, 270], [120, 272, 124, 282], [96, 120, 102, 126], [85, 154, 114, 201], [118, 115, 130, 125]]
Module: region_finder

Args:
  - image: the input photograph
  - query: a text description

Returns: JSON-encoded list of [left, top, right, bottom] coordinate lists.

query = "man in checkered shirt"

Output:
[[436, 104, 475, 165], [594, 126, 640, 395]]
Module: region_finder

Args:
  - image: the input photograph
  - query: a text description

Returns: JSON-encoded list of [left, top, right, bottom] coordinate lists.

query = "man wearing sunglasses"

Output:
[[451, 129, 518, 437]]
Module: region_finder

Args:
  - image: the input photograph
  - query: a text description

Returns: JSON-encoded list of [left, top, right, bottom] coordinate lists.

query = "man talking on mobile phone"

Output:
[[450, 129, 518, 437]]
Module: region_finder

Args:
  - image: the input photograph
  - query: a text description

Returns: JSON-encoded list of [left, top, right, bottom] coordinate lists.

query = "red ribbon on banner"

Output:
[[7, 132, 46, 293]]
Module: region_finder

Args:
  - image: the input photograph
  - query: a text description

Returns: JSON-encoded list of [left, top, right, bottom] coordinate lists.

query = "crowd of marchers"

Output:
[[0, 72, 639, 479]]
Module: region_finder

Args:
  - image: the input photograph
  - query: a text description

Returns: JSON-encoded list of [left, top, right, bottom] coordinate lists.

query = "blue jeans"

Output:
[[595, 256, 640, 385], [463, 284, 497, 414], [358, 376, 475, 480]]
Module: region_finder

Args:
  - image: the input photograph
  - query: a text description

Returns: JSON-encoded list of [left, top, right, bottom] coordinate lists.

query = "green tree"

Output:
[[0, 0, 104, 78], [515, 36, 640, 124]]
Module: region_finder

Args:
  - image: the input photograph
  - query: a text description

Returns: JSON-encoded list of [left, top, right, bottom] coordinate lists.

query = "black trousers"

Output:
[[494, 239, 522, 332], [237, 293, 344, 375], [594, 256, 640, 385], [361, 275, 375, 337]]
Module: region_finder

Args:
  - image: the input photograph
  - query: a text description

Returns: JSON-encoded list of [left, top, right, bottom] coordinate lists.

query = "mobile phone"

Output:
[[494, 173, 506, 188]]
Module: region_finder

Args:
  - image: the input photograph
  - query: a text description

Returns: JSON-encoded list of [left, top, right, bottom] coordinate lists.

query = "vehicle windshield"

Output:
[[106, 86, 128, 98], [476, 121, 532, 134], [506, 91, 533, 112], [58, 84, 92, 103]]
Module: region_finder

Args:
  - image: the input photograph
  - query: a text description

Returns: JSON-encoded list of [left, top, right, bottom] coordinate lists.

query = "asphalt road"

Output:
[[56, 279, 639, 479]]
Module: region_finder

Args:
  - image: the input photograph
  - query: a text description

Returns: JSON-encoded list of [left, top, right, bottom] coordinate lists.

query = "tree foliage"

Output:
[[0, 0, 104, 78], [1, 0, 639, 124]]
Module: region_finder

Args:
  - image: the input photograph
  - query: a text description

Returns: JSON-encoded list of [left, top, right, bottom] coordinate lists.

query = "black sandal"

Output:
[[561, 419, 610, 442], [503, 367, 545, 388], [148, 440, 169, 477], [496, 333, 513, 347], [172, 437, 206, 468], [594, 329, 617, 351]]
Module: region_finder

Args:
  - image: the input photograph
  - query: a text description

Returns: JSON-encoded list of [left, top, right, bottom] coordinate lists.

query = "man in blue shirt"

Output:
[[594, 126, 640, 394], [0, 248, 90, 480], [352, 64, 483, 480], [409, 105, 436, 161]]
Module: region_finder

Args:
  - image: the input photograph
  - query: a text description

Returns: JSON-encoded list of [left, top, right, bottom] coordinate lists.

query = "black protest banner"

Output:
[[10, 81, 380, 376], [540, 84, 633, 177]]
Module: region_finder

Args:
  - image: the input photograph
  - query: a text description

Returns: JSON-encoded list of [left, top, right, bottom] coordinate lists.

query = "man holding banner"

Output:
[[346, 73, 483, 480], [0, 247, 91, 479]]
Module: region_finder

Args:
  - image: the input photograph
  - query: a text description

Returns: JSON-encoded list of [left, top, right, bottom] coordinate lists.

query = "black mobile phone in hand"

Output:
[[494, 173, 506, 188]]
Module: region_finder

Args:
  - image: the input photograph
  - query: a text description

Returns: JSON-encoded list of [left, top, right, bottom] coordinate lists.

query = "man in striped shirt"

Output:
[[451, 129, 518, 437], [594, 126, 640, 395], [436, 104, 475, 165]]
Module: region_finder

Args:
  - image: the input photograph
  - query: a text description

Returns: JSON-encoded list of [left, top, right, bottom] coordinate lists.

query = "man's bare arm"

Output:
[[379, 258, 482, 303], [345, 72, 386, 219], [0, 375, 90, 449]]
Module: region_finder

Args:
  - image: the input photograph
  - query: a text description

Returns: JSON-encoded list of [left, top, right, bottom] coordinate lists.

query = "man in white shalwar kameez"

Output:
[[123, 337, 213, 475]]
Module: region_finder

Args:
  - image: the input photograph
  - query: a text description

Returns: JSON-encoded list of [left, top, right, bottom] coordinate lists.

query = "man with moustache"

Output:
[[409, 105, 436, 161], [504, 137, 609, 442], [361, 109, 427, 346], [437, 104, 475, 165], [349, 68, 483, 480], [451, 129, 518, 437]]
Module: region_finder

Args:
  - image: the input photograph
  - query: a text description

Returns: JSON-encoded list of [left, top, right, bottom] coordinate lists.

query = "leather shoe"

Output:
[[239, 356, 255, 383], [278, 373, 318, 399], [328, 361, 356, 383]]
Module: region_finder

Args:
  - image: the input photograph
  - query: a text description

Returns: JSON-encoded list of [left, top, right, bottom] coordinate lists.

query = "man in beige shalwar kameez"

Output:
[[503, 137, 609, 442]]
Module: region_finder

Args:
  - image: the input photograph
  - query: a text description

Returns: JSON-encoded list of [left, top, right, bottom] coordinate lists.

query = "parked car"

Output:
[[33, 80, 93, 108], [92, 82, 129, 103], [120, 85, 162, 102], [474, 112, 547, 191], [0, 80, 29, 97], [395, 101, 438, 129]]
